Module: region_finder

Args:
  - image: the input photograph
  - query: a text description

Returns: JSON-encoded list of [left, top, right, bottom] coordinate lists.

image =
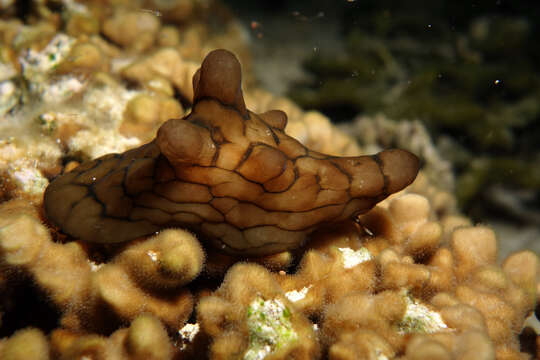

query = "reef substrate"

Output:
[[0, 1, 538, 359]]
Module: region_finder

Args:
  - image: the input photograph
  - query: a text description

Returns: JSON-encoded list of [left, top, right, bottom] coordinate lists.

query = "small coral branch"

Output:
[[0, 200, 199, 333]]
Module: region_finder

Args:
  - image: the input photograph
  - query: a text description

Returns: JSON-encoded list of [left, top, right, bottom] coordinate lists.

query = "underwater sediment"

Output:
[[0, 1, 538, 359]]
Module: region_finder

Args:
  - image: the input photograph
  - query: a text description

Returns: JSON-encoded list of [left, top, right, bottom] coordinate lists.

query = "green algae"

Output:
[[289, 6, 540, 213], [244, 297, 298, 360]]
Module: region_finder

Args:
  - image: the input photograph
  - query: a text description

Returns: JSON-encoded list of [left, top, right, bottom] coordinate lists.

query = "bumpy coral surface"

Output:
[[0, 1, 538, 360], [0, 200, 198, 333], [198, 263, 320, 359], [43, 49, 419, 256]]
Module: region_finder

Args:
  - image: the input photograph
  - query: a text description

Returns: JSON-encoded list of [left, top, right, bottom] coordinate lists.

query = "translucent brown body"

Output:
[[44, 49, 420, 256]]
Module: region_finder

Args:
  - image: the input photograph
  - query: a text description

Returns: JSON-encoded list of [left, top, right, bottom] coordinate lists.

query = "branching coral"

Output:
[[1, 146, 538, 360], [244, 89, 362, 157], [0, 328, 50, 360], [0, 200, 199, 333], [0, 1, 538, 359], [270, 193, 538, 359], [197, 263, 320, 359], [0, 0, 250, 205], [51, 313, 174, 360], [120, 47, 200, 104]]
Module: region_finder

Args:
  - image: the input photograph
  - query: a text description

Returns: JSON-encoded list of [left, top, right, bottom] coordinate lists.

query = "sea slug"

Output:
[[43, 49, 420, 256]]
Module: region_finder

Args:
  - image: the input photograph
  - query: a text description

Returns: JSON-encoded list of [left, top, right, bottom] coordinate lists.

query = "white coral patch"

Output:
[[178, 322, 200, 350], [0, 62, 17, 82], [285, 285, 312, 302], [245, 297, 297, 360], [19, 33, 88, 103], [0, 80, 18, 115], [82, 83, 138, 128], [398, 292, 448, 334], [338, 247, 373, 269], [11, 163, 49, 196], [38, 76, 86, 103], [0, 137, 62, 172], [68, 128, 140, 158], [20, 33, 75, 82], [146, 250, 159, 262], [61, 0, 89, 14]]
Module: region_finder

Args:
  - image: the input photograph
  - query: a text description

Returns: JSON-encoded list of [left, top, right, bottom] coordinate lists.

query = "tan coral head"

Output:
[[43, 49, 420, 256]]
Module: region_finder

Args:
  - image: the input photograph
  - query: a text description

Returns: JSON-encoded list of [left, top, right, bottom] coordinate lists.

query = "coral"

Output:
[[63, 3, 100, 38], [54, 41, 109, 75], [114, 228, 205, 290], [175, 20, 254, 82], [47, 313, 173, 359], [19, 33, 90, 104], [0, 1, 538, 359], [245, 88, 362, 157], [0, 127, 62, 204], [271, 192, 537, 359], [328, 329, 395, 360], [275, 194, 447, 317], [102, 11, 161, 53], [157, 26, 181, 48], [0, 79, 20, 116], [0, 328, 50, 360], [403, 331, 495, 360], [321, 290, 410, 352], [119, 93, 184, 141], [43, 49, 420, 256], [275, 222, 377, 317], [67, 127, 142, 160], [2, 136, 538, 360], [120, 47, 200, 103], [197, 263, 320, 359], [0, 200, 197, 332], [142, 0, 196, 23]]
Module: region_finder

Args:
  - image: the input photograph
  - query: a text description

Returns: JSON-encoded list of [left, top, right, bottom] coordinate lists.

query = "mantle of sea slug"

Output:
[[43, 49, 420, 256]]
